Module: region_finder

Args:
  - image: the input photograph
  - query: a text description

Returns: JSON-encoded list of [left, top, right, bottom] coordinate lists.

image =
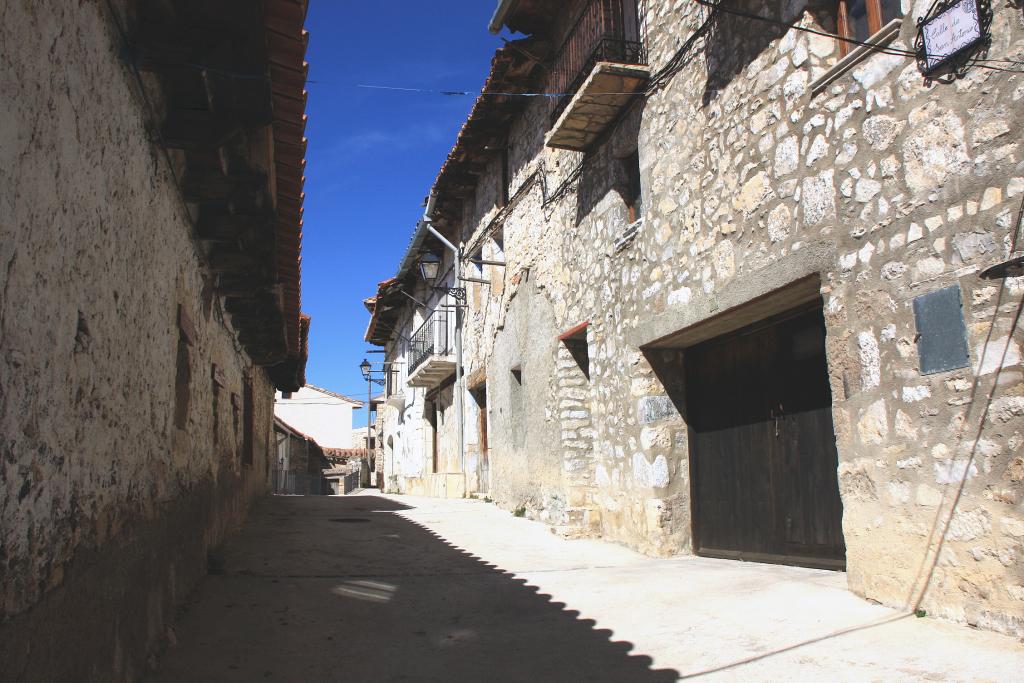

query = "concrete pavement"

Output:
[[151, 493, 1024, 681]]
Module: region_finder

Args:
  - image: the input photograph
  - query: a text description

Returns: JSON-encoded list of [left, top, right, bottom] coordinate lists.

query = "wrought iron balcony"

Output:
[[547, 0, 646, 122], [543, 0, 650, 151], [407, 307, 456, 388]]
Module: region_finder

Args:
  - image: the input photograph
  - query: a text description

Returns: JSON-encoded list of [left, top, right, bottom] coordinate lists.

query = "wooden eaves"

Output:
[[131, 0, 311, 391]]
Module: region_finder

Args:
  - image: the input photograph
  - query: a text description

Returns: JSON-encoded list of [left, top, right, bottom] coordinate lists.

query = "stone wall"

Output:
[[455, 0, 1024, 635], [484, 272, 568, 522], [0, 2, 276, 678]]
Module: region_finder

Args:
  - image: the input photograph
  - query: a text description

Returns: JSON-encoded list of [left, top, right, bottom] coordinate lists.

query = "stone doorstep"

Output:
[[549, 505, 602, 540], [550, 525, 599, 540]]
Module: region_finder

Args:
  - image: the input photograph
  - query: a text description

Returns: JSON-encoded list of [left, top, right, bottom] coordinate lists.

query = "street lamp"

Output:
[[357, 358, 385, 490], [419, 252, 467, 305], [419, 252, 441, 283]]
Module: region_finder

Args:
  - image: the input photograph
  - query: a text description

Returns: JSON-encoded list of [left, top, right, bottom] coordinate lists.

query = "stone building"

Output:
[[366, 268, 469, 497], [368, 0, 1024, 635], [0, 0, 311, 678]]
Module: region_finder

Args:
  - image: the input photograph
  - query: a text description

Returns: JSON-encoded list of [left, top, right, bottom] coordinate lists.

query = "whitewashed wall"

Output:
[[274, 386, 358, 449]]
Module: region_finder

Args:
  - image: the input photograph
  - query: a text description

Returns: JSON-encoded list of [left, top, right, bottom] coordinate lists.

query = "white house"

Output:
[[274, 385, 363, 449]]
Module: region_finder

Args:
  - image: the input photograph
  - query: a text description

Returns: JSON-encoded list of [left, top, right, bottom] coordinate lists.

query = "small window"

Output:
[[620, 152, 642, 223], [837, 0, 902, 57], [559, 322, 591, 380], [174, 305, 196, 430], [469, 247, 483, 279], [242, 375, 254, 466], [492, 229, 505, 258], [212, 385, 220, 447], [489, 230, 506, 295], [471, 385, 488, 454], [499, 145, 511, 208], [509, 366, 524, 446], [426, 400, 439, 472], [281, 391, 293, 400], [174, 336, 192, 429], [231, 392, 241, 438]]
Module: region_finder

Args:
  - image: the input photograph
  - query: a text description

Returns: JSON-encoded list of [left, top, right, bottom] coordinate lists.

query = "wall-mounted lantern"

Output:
[[418, 251, 467, 305], [419, 253, 441, 284]]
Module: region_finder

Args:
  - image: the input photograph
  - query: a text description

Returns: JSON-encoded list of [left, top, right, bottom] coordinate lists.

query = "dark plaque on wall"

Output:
[[915, 0, 992, 80], [913, 284, 971, 375]]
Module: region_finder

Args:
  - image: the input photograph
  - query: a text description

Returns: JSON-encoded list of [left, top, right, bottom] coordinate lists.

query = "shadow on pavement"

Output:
[[151, 495, 679, 682]]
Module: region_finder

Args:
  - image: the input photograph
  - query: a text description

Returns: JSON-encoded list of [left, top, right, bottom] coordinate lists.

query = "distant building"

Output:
[[352, 426, 373, 451], [273, 417, 331, 495], [274, 385, 363, 449]]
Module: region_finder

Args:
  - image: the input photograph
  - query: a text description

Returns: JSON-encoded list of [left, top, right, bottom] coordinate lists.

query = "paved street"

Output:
[[151, 493, 1024, 682]]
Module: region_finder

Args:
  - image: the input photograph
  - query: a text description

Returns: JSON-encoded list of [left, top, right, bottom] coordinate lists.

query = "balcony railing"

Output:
[[548, 0, 645, 120], [409, 307, 454, 374]]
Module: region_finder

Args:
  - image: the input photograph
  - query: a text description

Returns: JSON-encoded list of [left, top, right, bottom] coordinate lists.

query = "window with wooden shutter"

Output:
[[242, 374, 254, 466], [836, 0, 903, 56]]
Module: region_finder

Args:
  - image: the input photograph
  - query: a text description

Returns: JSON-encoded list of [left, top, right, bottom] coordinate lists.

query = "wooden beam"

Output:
[[196, 213, 272, 243], [162, 110, 242, 150]]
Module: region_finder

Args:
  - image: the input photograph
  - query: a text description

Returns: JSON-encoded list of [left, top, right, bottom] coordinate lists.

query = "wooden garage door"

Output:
[[685, 302, 846, 569]]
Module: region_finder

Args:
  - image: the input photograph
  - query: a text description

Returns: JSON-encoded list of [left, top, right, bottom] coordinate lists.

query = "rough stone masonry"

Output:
[[0, 0, 310, 679], [374, 0, 1024, 638]]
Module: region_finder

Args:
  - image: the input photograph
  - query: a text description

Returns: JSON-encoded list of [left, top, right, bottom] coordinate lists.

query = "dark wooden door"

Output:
[[685, 303, 845, 569], [426, 400, 439, 473], [472, 386, 490, 494]]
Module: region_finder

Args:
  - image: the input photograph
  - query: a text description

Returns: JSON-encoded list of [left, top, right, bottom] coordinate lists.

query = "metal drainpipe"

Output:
[[423, 218, 465, 491]]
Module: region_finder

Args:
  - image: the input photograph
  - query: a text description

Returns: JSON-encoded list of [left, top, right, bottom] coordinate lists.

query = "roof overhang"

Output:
[[371, 37, 546, 339], [422, 38, 547, 239], [546, 62, 650, 151], [131, 0, 311, 391], [364, 278, 409, 346], [488, 0, 518, 33], [488, 0, 552, 35]]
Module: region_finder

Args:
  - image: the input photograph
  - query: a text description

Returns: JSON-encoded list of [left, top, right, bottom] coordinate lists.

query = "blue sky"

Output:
[[301, 2, 510, 425]]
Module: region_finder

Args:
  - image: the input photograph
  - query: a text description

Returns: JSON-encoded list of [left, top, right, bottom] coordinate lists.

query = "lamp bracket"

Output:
[[433, 286, 467, 305]]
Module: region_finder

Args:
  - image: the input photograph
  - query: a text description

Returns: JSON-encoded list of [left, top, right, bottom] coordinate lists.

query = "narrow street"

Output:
[[151, 493, 1024, 682]]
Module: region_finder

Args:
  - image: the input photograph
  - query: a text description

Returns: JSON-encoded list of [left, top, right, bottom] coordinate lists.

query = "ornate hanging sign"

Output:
[[915, 0, 992, 78]]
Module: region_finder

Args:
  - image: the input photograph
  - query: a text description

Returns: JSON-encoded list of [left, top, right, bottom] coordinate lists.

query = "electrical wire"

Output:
[[121, 21, 1024, 100], [645, 9, 717, 93], [106, 0, 1024, 100], [355, 2, 1024, 98], [692, 0, 1024, 69], [355, 84, 644, 98]]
